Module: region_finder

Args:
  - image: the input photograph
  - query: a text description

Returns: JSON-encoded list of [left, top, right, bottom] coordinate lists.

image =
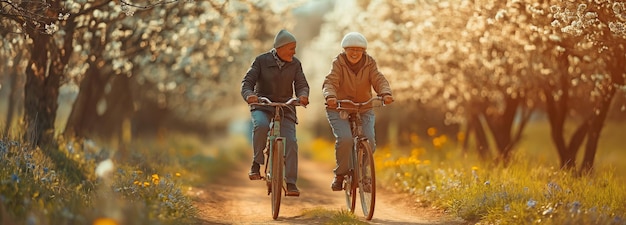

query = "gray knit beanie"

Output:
[[273, 29, 297, 48], [341, 32, 367, 49]]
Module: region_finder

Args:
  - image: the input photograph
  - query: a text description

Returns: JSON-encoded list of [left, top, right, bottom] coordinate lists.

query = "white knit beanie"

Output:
[[273, 29, 297, 48], [341, 32, 367, 49]]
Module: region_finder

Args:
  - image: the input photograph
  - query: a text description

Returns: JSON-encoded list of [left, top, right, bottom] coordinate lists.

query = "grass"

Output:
[[0, 129, 240, 225], [372, 121, 626, 224], [300, 207, 367, 225], [2, 118, 624, 224]]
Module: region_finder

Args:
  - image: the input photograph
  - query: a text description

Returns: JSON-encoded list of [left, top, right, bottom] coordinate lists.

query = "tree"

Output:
[[527, 0, 626, 174], [0, 0, 286, 147]]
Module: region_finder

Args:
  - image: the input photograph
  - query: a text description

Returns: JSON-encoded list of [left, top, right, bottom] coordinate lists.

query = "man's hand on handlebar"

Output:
[[246, 95, 258, 104], [299, 96, 309, 106]]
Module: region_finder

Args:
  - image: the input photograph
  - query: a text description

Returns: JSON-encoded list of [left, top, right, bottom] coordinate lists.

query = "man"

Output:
[[241, 29, 310, 196], [322, 32, 393, 191]]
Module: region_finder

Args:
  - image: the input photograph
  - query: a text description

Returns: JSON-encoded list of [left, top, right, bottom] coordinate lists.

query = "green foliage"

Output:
[[301, 207, 368, 225], [0, 134, 204, 225], [378, 144, 626, 225]]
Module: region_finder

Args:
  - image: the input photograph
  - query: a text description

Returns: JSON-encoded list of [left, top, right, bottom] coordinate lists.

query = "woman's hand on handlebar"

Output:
[[326, 97, 338, 108], [382, 95, 394, 105]]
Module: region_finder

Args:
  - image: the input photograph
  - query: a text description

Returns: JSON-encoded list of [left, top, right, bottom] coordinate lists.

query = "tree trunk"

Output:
[[23, 12, 76, 146], [23, 33, 57, 146], [484, 96, 520, 163], [63, 62, 111, 139], [581, 85, 615, 174], [472, 113, 491, 160]]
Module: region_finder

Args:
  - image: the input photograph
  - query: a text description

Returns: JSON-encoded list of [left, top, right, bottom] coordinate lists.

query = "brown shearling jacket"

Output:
[[322, 52, 392, 112]]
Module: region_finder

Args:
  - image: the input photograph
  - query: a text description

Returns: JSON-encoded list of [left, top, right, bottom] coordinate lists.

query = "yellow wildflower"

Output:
[[427, 127, 437, 137], [93, 218, 118, 225]]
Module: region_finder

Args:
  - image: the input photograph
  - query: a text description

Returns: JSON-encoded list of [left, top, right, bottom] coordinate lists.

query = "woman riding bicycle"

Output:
[[241, 29, 310, 197], [322, 32, 394, 191]]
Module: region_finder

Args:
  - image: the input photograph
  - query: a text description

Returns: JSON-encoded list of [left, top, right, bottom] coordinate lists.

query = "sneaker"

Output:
[[331, 176, 344, 191], [248, 162, 261, 180], [286, 183, 300, 197]]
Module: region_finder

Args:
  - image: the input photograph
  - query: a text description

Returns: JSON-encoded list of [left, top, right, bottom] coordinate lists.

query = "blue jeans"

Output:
[[325, 109, 376, 176], [251, 110, 298, 184]]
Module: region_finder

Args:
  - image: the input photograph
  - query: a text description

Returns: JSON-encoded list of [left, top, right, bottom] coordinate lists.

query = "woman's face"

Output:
[[276, 42, 297, 62], [344, 47, 365, 64]]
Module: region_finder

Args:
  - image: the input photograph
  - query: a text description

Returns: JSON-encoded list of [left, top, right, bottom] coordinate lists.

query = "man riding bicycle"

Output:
[[322, 32, 393, 191], [241, 29, 310, 197]]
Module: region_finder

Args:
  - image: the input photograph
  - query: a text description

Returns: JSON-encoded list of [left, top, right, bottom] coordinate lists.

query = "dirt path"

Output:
[[190, 157, 467, 224]]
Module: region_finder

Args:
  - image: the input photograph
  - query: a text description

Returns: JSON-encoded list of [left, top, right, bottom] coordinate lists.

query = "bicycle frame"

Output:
[[249, 97, 300, 220], [335, 96, 384, 221]]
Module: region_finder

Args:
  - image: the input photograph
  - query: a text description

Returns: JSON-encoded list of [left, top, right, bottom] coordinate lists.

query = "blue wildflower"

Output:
[[569, 201, 581, 213], [526, 199, 537, 209], [11, 174, 19, 183]]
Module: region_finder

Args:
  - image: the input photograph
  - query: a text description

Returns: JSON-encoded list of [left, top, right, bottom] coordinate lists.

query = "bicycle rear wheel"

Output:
[[357, 140, 376, 220], [270, 139, 284, 220]]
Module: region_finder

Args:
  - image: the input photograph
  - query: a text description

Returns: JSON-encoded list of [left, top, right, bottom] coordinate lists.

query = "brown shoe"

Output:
[[331, 176, 344, 191], [286, 183, 300, 197], [248, 162, 261, 180]]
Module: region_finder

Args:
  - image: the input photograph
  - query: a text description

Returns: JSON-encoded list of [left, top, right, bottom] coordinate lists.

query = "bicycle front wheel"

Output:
[[270, 139, 284, 220], [357, 140, 376, 220]]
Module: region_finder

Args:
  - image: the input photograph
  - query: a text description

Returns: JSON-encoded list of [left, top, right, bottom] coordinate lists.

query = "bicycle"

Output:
[[335, 96, 384, 221], [249, 97, 302, 220]]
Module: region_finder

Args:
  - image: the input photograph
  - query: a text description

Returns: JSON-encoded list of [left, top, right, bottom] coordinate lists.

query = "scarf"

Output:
[[342, 52, 365, 74], [271, 48, 286, 69]]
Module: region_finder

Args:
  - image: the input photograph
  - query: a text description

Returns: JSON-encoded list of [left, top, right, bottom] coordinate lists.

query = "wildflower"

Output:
[[152, 174, 160, 184], [143, 182, 150, 187], [504, 204, 511, 212], [43, 167, 49, 174], [427, 127, 437, 137], [542, 207, 554, 215], [484, 181, 491, 186], [526, 199, 537, 209], [93, 217, 118, 225], [471, 166, 479, 171], [569, 201, 581, 213], [11, 174, 19, 183], [175, 172, 181, 177]]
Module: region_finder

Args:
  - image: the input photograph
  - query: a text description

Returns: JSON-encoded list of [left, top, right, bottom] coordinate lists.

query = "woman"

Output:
[[322, 32, 394, 191]]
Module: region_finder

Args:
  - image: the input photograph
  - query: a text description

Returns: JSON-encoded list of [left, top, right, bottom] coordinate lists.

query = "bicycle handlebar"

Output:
[[249, 97, 302, 107], [336, 96, 384, 110]]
